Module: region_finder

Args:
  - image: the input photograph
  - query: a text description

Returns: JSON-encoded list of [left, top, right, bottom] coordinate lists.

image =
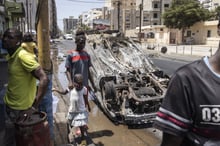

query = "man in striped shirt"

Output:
[[65, 31, 97, 92]]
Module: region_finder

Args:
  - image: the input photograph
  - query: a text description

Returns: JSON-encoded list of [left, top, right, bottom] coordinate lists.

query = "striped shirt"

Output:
[[65, 50, 92, 86], [154, 57, 220, 145]]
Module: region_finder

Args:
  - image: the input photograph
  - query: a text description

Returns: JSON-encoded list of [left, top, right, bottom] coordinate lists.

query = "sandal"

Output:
[[75, 127, 81, 136], [80, 140, 87, 146]]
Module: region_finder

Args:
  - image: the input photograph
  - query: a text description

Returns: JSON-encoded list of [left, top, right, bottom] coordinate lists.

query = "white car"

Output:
[[64, 34, 73, 40]]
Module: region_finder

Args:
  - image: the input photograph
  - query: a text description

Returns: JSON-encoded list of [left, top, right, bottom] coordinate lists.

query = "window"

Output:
[[153, 13, 158, 18], [143, 16, 148, 22], [154, 4, 158, 8], [186, 30, 191, 37], [207, 30, 211, 37], [164, 4, 169, 8], [146, 32, 155, 38]]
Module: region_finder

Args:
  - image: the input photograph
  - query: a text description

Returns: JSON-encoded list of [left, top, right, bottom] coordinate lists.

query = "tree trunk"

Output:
[[181, 28, 185, 44]]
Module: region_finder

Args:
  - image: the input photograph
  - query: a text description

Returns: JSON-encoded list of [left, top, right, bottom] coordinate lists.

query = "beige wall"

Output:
[[186, 20, 219, 46], [126, 20, 220, 46], [125, 25, 181, 45]]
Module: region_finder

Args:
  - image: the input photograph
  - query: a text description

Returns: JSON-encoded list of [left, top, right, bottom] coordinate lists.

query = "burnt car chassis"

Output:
[[86, 31, 170, 126]]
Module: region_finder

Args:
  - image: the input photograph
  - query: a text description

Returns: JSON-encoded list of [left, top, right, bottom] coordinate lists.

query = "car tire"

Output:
[[102, 81, 116, 100]]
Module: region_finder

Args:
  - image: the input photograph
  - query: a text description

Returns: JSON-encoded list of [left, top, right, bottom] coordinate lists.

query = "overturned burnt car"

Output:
[[86, 31, 170, 126]]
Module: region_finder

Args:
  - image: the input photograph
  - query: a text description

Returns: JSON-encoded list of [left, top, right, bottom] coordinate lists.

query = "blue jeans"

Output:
[[0, 87, 6, 146], [38, 74, 54, 140]]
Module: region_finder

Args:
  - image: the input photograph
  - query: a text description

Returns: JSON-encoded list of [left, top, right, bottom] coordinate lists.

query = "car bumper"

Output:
[[124, 113, 156, 125]]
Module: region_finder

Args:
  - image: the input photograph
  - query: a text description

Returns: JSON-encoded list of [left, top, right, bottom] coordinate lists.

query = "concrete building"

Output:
[[16, 0, 37, 33], [4, 0, 25, 31], [63, 16, 78, 34], [126, 20, 219, 46], [185, 20, 219, 46], [199, 0, 220, 10], [16, 0, 59, 38], [84, 8, 102, 29], [0, 0, 5, 35], [136, 0, 172, 26], [110, 0, 136, 31], [105, 0, 172, 33]]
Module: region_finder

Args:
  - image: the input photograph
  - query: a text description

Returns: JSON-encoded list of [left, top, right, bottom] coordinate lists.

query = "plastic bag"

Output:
[[52, 93, 59, 113]]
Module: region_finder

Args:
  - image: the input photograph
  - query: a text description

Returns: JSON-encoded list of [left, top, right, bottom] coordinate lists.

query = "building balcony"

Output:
[[202, 0, 211, 3], [5, 1, 25, 17], [151, 8, 160, 12], [203, 4, 211, 8], [151, 18, 160, 21]]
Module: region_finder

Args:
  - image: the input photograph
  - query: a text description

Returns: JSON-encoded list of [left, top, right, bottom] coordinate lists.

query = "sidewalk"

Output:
[[141, 43, 218, 57]]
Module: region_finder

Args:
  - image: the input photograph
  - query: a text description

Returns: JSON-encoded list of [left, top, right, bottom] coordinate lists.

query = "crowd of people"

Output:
[[0, 28, 97, 146], [1, 19, 220, 146]]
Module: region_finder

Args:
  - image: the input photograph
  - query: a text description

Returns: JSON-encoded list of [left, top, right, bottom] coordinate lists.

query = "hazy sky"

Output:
[[55, 0, 105, 31]]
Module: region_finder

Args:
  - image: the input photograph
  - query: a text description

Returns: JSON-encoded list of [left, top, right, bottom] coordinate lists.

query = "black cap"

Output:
[[76, 30, 85, 36], [23, 33, 33, 42]]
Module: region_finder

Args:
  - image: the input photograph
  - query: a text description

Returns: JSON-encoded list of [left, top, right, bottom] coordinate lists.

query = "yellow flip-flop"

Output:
[[80, 140, 87, 146]]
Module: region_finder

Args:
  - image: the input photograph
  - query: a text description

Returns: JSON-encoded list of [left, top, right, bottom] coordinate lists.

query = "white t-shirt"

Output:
[[68, 86, 87, 112]]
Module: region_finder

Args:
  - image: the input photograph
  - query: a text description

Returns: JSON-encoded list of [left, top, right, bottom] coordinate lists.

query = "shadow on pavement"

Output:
[[88, 129, 114, 139]]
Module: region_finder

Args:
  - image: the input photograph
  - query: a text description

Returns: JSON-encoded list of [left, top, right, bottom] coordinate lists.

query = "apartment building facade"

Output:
[[199, 0, 220, 10], [63, 16, 78, 34], [14, 0, 59, 38], [106, 0, 172, 32]]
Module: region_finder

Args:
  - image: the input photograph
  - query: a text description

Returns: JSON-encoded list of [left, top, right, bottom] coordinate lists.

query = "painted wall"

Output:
[[126, 20, 220, 46]]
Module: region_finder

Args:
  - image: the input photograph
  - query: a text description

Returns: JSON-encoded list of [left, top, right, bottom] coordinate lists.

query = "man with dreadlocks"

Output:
[[153, 17, 220, 146]]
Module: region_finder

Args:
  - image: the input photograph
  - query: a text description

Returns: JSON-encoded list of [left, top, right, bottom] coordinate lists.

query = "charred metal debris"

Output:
[[85, 30, 170, 126]]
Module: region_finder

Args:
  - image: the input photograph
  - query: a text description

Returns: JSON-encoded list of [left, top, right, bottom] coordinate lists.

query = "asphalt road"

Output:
[[144, 49, 202, 76], [53, 40, 162, 146], [52, 39, 202, 146], [151, 56, 190, 76]]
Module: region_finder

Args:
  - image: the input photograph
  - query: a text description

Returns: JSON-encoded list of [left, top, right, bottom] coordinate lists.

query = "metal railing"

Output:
[[142, 43, 218, 57]]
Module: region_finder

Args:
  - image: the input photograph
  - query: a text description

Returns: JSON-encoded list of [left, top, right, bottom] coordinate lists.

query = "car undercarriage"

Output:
[[85, 30, 170, 126]]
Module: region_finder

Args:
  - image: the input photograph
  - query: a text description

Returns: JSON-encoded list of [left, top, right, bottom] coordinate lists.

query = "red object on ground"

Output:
[[15, 111, 51, 146]]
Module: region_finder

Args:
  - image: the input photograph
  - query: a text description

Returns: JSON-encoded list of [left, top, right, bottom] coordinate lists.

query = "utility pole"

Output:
[[160, 0, 162, 24], [139, 0, 143, 41], [26, 0, 29, 32], [117, 1, 121, 31], [36, 0, 51, 70], [30, 2, 32, 32]]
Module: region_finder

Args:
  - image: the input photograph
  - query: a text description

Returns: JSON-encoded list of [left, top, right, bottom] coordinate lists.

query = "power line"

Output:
[[67, 0, 106, 4]]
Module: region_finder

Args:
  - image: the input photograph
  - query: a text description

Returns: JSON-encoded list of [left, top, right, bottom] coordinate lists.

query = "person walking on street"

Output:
[[65, 30, 97, 93], [53, 74, 90, 146], [153, 21, 220, 145], [2, 28, 48, 146]]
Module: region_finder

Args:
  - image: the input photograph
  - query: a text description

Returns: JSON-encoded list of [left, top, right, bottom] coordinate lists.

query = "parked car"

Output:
[[86, 31, 170, 127], [64, 34, 73, 40]]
